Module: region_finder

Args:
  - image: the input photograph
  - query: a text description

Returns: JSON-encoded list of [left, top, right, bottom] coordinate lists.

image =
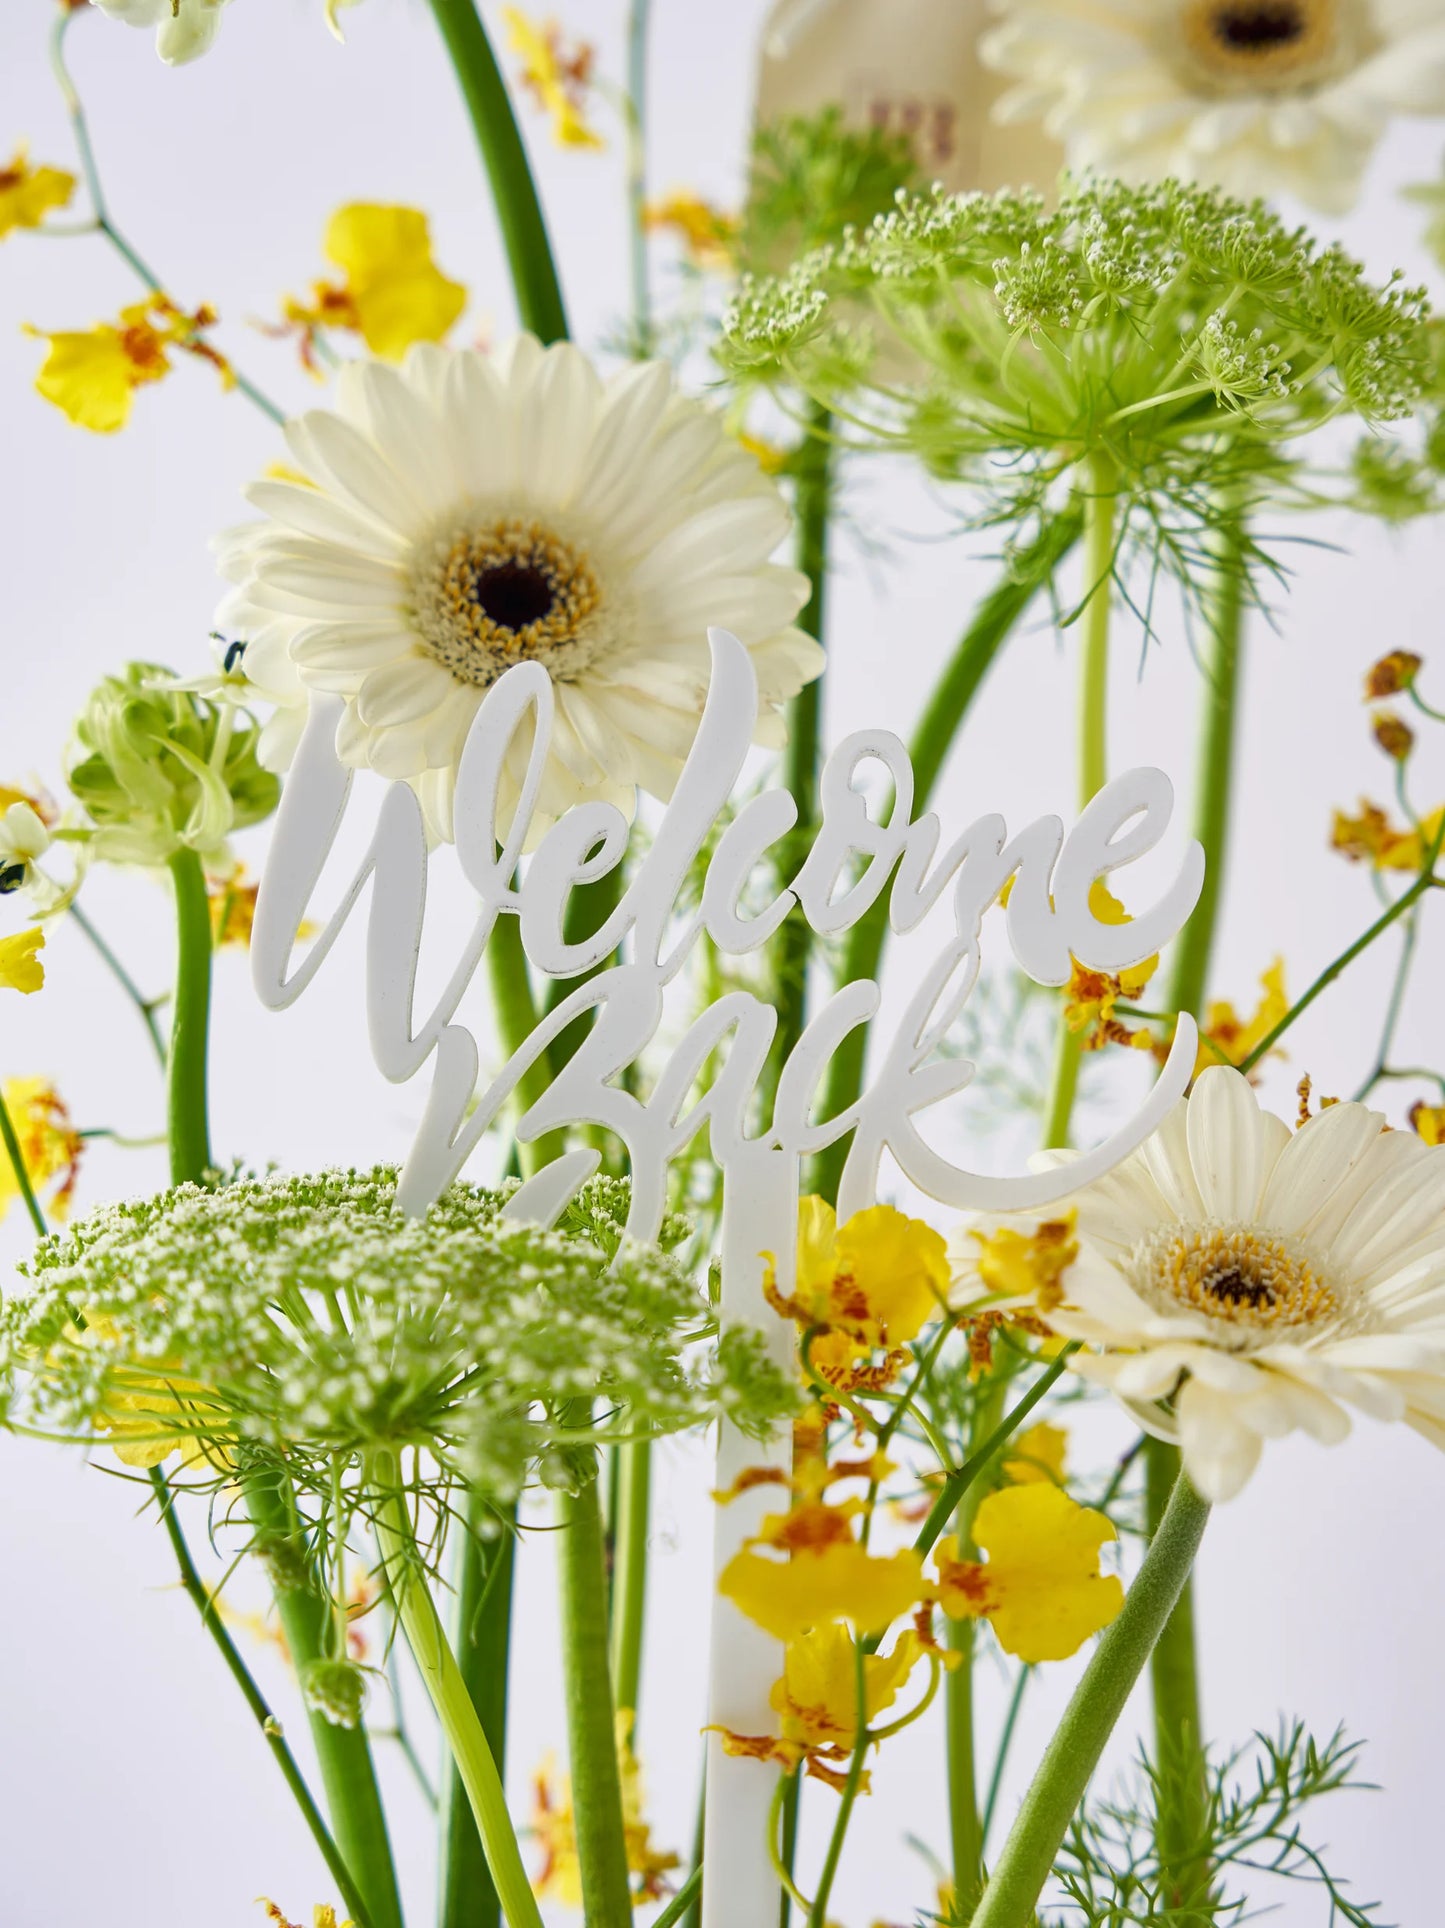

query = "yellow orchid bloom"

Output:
[[1062, 881, 1158, 1050], [1332, 799, 1445, 872], [773, 1622, 923, 1750], [0, 146, 75, 239], [282, 204, 466, 367], [1003, 1420, 1067, 1487], [966, 1215, 1078, 1315], [26, 295, 231, 433], [0, 927, 45, 995], [934, 1484, 1123, 1664], [720, 1522, 925, 1642], [0, 1077, 81, 1221], [773, 1195, 948, 1357], [643, 191, 738, 268], [1411, 1101, 1445, 1147], [503, 8, 603, 150], [260, 1903, 356, 1928], [529, 1712, 679, 1902]]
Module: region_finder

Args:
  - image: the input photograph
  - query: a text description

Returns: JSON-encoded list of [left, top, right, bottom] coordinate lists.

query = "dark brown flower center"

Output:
[[470, 559, 557, 632], [1178, 0, 1348, 91], [409, 517, 603, 688], [1213, 2, 1306, 51]]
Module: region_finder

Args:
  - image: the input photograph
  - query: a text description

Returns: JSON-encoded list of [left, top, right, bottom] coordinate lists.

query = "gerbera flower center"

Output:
[[1135, 1222, 1338, 1336], [409, 516, 605, 688], [1176, 0, 1359, 91]]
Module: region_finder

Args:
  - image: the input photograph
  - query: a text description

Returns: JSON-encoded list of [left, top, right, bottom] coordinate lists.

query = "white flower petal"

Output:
[[1175, 1378, 1262, 1503], [1186, 1066, 1282, 1222], [1258, 1098, 1383, 1237]]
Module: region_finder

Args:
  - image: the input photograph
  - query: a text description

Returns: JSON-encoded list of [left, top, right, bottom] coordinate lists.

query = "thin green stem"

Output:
[[1352, 901, 1421, 1100], [486, 921, 560, 1178], [1237, 812, 1445, 1076], [654, 1867, 703, 1928], [0, 1083, 49, 1239], [1164, 509, 1246, 1022], [371, 1452, 541, 1928], [50, 9, 285, 426], [150, 1468, 374, 1928], [764, 404, 831, 1129], [555, 1442, 633, 1926], [625, 0, 652, 355], [166, 848, 213, 1185], [970, 1471, 1211, 1928], [807, 1641, 870, 1927], [608, 1434, 651, 1720], [440, 1504, 517, 1928], [946, 1370, 1010, 1917], [981, 1667, 1032, 1849], [1041, 466, 1116, 1152], [1144, 1439, 1211, 1917], [245, 1467, 405, 1928], [423, 0, 568, 344], [70, 902, 167, 1067], [813, 508, 1083, 1202]]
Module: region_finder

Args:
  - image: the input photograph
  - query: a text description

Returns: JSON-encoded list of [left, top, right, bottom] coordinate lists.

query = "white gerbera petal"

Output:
[[1258, 1098, 1383, 1237], [220, 338, 817, 828], [1175, 1379, 1262, 1503], [1185, 1066, 1283, 1222]]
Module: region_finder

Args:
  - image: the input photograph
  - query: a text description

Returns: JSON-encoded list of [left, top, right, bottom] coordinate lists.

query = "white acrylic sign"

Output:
[[252, 626, 1201, 1925]]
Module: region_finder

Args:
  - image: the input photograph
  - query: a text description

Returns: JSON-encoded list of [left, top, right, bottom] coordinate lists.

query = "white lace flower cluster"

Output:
[[0, 1167, 796, 1501]]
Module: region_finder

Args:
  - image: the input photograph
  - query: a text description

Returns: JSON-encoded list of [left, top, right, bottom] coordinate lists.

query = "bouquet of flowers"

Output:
[[4, 2, 1445, 1924]]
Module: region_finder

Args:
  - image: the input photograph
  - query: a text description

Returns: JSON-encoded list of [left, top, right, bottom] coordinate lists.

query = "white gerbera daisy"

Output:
[[955, 1066, 1445, 1501], [217, 337, 821, 840], [980, 0, 1445, 212]]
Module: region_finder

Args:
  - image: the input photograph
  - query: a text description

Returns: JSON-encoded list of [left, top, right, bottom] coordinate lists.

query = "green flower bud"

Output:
[[300, 1657, 368, 1730], [64, 662, 279, 865]]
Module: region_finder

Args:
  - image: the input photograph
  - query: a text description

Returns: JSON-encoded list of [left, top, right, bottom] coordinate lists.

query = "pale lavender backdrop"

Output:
[[2, 3, 1444, 1924]]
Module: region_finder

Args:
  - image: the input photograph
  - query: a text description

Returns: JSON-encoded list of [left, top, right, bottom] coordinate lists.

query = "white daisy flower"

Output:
[[956, 1066, 1445, 1501], [980, 0, 1445, 212], [217, 337, 822, 841], [92, 0, 231, 65]]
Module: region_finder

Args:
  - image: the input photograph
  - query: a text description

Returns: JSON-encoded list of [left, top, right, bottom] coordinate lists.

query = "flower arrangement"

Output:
[[4, 4, 1445, 1927]]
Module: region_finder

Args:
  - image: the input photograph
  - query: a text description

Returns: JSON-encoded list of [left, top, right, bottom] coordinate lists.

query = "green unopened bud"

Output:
[[65, 662, 278, 865], [300, 1657, 368, 1729]]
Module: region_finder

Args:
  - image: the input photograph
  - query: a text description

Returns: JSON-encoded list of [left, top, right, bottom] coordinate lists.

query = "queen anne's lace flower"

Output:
[[0, 1168, 796, 1502]]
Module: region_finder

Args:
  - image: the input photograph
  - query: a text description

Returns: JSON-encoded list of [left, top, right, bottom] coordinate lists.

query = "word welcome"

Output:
[[253, 629, 1202, 1239]]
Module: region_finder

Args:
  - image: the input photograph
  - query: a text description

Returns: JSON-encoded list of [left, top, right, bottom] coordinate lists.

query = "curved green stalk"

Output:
[[1149, 497, 1247, 1917], [556, 1448, 633, 1926], [440, 1507, 517, 1928], [1041, 462, 1117, 1152], [609, 1434, 651, 1720], [165, 849, 214, 1186], [806, 1642, 869, 1927], [946, 1369, 1011, 1917], [625, 0, 653, 355], [813, 508, 1083, 1202], [245, 1467, 405, 1928], [70, 903, 167, 1067], [150, 1467, 374, 1928], [970, 1471, 1211, 1928], [0, 1083, 49, 1239], [423, 0, 568, 345]]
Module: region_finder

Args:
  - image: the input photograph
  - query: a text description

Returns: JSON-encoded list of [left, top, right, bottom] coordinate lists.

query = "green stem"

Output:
[[149, 1468, 374, 1928], [555, 1446, 633, 1926], [980, 1667, 1032, 1849], [1164, 508, 1246, 1022], [807, 1641, 870, 1927], [1151, 497, 1246, 1921], [774, 406, 831, 1074], [423, 0, 569, 344], [970, 1471, 1211, 1928], [813, 508, 1083, 1202], [1144, 1440, 1211, 1917], [946, 1371, 1010, 1918], [1236, 810, 1445, 1076], [608, 1435, 651, 1720], [370, 1452, 542, 1928], [70, 902, 167, 1068], [165, 849, 213, 1186], [244, 1466, 405, 1928], [908, 1349, 1076, 1570], [486, 921, 560, 1178], [625, 0, 652, 355], [1040, 466, 1116, 1153], [0, 1083, 49, 1239], [440, 1504, 517, 1928], [50, 9, 286, 426], [654, 1866, 703, 1928]]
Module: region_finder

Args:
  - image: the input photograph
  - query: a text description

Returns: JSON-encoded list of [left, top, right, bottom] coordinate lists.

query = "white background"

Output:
[[3, 3, 1445, 1924]]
